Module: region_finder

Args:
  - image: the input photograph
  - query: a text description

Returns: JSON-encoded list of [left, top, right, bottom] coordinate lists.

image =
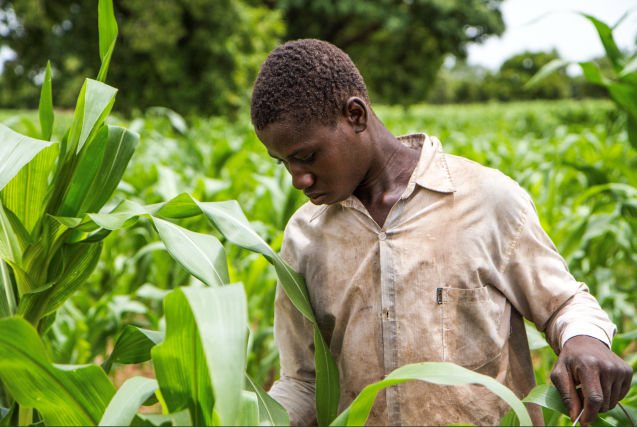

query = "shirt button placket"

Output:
[[378, 229, 399, 425]]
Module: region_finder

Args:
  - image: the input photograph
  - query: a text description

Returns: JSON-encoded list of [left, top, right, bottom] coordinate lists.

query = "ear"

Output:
[[343, 97, 368, 133]]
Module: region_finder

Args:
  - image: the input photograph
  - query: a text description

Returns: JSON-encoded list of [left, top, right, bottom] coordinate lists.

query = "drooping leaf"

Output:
[[1, 144, 58, 236], [102, 325, 165, 374], [88, 199, 148, 230], [245, 373, 290, 426], [238, 391, 260, 427], [145, 193, 202, 219], [521, 385, 612, 426], [194, 199, 340, 425], [524, 58, 570, 89], [330, 362, 532, 427], [152, 217, 229, 287], [151, 289, 214, 427], [0, 317, 116, 426], [0, 123, 56, 192], [99, 377, 158, 427], [44, 242, 104, 315], [582, 14, 624, 73], [39, 60, 54, 141], [180, 285, 247, 426]]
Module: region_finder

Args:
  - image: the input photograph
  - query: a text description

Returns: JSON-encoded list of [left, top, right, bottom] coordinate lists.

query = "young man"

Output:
[[250, 39, 631, 426]]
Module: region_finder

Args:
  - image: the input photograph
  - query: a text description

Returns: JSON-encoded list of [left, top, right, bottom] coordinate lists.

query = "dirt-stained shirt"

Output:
[[268, 134, 616, 426]]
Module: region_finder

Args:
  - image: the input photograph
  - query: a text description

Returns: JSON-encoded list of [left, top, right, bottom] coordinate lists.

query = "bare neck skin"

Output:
[[353, 113, 420, 228]]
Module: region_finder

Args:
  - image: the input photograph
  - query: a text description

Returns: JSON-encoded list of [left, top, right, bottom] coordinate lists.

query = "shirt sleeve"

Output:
[[496, 196, 616, 355], [268, 235, 318, 426]]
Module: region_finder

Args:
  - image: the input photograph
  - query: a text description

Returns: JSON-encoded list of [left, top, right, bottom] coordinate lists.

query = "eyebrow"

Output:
[[267, 147, 309, 160]]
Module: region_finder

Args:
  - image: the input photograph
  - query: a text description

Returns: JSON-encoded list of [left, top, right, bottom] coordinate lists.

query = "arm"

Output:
[[497, 197, 631, 426], [268, 238, 318, 426]]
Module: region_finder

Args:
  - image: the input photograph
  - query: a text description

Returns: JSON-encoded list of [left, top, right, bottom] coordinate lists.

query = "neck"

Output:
[[354, 119, 420, 209]]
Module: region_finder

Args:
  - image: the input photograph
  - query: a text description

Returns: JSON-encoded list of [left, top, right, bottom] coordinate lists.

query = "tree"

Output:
[[264, 0, 505, 105], [0, 0, 283, 116]]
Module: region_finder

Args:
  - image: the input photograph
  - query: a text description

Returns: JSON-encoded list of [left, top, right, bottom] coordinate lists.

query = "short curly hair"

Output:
[[251, 39, 370, 131]]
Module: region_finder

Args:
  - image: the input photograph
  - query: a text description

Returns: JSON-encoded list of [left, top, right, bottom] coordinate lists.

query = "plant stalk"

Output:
[[18, 404, 32, 426]]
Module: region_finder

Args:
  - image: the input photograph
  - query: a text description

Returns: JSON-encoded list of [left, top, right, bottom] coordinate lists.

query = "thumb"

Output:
[[551, 363, 582, 422]]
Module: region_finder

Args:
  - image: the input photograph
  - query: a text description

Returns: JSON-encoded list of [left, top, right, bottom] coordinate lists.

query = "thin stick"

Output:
[[618, 403, 635, 427], [572, 409, 584, 426]]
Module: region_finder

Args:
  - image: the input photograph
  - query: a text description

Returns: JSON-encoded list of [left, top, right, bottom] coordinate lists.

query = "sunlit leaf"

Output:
[[0, 317, 116, 426], [0, 124, 56, 192], [331, 362, 532, 427], [152, 217, 229, 287], [99, 377, 158, 426]]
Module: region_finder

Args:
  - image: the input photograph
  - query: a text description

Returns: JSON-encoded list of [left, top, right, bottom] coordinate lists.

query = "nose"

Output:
[[290, 167, 315, 190]]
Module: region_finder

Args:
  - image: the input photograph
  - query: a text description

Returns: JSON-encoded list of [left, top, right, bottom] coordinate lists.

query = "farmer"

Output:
[[250, 39, 632, 426]]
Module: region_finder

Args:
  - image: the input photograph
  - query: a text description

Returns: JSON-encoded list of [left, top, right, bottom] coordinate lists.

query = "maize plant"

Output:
[[0, 1, 622, 426]]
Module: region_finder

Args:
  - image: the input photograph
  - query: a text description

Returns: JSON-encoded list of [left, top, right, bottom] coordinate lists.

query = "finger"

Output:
[[580, 371, 604, 426], [551, 363, 582, 421], [599, 372, 613, 413], [618, 365, 633, 402], [608, 380, 621, 412]]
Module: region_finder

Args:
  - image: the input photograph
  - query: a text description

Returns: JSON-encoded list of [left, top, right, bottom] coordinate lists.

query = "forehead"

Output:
[[256, 119, 337, 156]]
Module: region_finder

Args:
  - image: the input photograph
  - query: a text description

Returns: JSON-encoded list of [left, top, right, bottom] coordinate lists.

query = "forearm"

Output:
[[269, 375, 317, 426]]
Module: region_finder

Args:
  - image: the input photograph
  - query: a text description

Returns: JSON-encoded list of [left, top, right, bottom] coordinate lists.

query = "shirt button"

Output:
[[379, 232, 386, 241]]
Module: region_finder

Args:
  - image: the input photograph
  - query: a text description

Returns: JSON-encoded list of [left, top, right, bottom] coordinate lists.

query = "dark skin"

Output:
[[255, 97, 633, 426]]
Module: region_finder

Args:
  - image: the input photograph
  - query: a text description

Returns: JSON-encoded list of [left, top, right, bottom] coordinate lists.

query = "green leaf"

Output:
[[195, 199, 340, 425], [99, 377, 158, 426], [499, 408, 519, 426], [151, 289, 214, 427], [88, 199, 147, 230], [245, 373, 290, 426], [0, 259, 16, 318], [98, 0, 118, 64], [0, 123, 56, 192], [67, 79, 118, 156], [0, 317, 116, 426], [522, 385, 612, 426], [331, 362, 532, 427], [131, 409, 192, 427], [101, 325, 165, 374], [39, 60, 54, 141], [581, 14, 624, 73], [0, 402, 18, 427], [145, 193, 202, 219], [525, 59, 570, 89], [152, 217, 229, 287], [619, 55, 637, 77], [524, 322, 549, 350], [0, 200, 24, 265], [85, 126, 139, 214], [97, 41, 115, 83], [238, 391, 260, 427], [44, 242, 104, 315], [1, 144, 58, 236], [180, 285, 248, 426]]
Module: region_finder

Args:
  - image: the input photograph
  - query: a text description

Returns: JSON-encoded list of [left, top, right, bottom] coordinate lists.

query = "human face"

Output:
[[255, 112, 371, 206]]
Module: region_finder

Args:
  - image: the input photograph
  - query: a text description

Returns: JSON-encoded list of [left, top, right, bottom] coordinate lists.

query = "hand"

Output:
[[551, 335, 633, 426]]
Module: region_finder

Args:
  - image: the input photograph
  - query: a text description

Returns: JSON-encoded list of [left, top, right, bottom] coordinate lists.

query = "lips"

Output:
[[304, 192, 326, 203]]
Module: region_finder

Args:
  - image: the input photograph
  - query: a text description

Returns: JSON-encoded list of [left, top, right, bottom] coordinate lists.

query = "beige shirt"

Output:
[[269, 134, 616, 426]]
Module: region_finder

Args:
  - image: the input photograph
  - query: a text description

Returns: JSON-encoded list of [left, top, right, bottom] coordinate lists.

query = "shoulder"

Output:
[[445, 153, 534, 211]]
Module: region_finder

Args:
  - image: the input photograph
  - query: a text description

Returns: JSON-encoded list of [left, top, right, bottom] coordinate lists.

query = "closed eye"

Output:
[[298, 152, 315, 163]]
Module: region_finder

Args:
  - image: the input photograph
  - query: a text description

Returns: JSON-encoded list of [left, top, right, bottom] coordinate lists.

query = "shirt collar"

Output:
[[310, 133, 455, 222]]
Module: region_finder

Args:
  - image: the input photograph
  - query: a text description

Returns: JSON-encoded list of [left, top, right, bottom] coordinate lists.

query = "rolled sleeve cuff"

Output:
[[561, 322, 613, 350]]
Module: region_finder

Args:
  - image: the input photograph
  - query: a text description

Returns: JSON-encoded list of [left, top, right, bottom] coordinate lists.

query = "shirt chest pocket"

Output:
[[440, 284, 509, 371]]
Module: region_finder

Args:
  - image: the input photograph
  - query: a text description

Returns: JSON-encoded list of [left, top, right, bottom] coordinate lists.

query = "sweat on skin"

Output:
[[252, 40, 632, 427]]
